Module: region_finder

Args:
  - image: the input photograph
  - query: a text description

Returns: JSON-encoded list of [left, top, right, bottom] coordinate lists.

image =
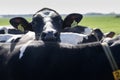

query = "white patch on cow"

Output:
[[37, 10, 57, 18], [102, 37, 112, 42], [84, 28, 92, 35], [21, 31, 35, 40], [19, 40, 33, 59], [84, 36, 88, 40], [43, 21, 56, 32], [60, 32, 87, 45], [0, 34, 14, 42], [44, 17, 52, 22], [6, 34, 22, 43], [17, 31, 89, 45]]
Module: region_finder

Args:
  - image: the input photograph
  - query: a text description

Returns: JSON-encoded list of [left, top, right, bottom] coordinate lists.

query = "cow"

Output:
[[0, 34, 22, 42], [102, 34, 120, 46], [0, 26, 26, 34], [0, 26, 25, 43], [10, 8, 63, 42], [7, 9, 100, 44], [9, 8, 93, 44], [9, 8, 115, 45], [0, 39, 120, 80]]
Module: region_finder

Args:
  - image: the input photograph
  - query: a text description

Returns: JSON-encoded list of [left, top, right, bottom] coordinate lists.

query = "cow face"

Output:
[[32, 8, 62, 42], [10, 8, 63, 42]]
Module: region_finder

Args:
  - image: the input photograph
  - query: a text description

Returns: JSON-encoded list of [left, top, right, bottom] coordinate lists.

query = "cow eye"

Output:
[[52, 16, 62, 24]]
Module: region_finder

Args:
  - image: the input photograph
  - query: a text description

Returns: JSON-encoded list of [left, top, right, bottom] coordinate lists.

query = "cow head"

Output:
[[10, 8, 63, 42]]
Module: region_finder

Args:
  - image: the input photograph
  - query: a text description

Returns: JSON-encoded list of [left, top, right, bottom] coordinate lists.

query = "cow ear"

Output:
[[9, 17, 33, 32], [62, 13, 83, 29]]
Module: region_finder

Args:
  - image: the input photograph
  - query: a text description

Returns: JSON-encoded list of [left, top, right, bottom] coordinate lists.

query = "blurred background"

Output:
[[0, 0, 120, 34]]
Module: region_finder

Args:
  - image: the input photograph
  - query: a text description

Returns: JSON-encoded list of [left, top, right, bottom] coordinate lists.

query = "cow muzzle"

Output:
[[40, 31, 60, 42]]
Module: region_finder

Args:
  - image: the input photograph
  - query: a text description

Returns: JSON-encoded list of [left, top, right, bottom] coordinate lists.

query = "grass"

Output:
[[79, 15, 120, 35], [0, 15, 120, 35], [0, 18, 10, 26]]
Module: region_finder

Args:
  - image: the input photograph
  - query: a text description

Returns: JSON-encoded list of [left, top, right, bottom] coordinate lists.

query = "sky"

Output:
[[0, 0, 120, 15]]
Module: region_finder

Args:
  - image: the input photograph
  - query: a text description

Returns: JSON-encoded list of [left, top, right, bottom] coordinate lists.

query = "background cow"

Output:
[[0, 26, 24, 42], [0, 26, 26, 34]]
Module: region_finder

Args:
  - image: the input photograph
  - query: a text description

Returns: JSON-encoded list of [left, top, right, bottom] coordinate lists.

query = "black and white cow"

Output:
[[0, 34, 22, 42], [0, 26, 24, 42], [0, 39, 120, 80], [10, 8, 63, 42], [9, 8, 93, 44], [9, 8, 115, 45], [0, 26, 26, 34]]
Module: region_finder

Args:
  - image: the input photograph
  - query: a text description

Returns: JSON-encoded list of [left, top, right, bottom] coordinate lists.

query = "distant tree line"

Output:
[[0, 14, 33, 18], [0, 12, 120, 18]]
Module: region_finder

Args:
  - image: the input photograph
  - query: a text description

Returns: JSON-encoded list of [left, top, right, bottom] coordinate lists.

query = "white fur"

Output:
[[19, 40, 33, 59], [102, 37, 112, 42], [19, 31, 88, 45], [0, 34, 22, 42], [84, 28, 92, 35], [60, 32, 88, 45], [0, 34, 12, 42], [24, 32, 88, 45], [6, 34, 22, 43]]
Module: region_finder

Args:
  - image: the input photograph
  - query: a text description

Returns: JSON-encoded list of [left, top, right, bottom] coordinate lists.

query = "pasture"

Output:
[[80, 15, 120, 35], [0, 15, 120, 35]]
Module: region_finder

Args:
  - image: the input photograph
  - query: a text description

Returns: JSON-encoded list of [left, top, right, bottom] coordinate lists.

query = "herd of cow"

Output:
[[0, 8, 120, 80]]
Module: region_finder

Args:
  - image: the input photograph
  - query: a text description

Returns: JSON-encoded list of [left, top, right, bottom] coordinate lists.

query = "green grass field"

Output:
[[80, 15, 120, 35], [0, 15, 120, 35], [0, 18, 10, 26]]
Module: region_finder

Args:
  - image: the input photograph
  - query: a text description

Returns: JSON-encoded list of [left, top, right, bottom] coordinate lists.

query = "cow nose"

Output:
[[41, 31, 60, 42]]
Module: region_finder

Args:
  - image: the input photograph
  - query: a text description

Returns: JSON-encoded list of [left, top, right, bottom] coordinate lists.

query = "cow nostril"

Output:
[[41, 32, 47, 39]]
